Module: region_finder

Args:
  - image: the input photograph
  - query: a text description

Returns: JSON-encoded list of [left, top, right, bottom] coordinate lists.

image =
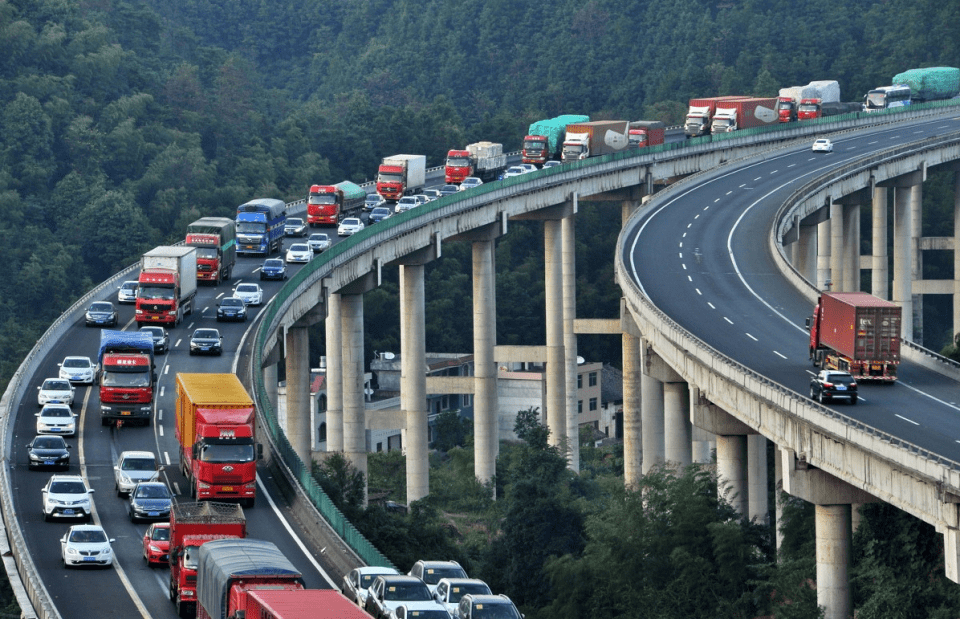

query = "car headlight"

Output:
[[29, 453, 40, 461], [65, 548, 79, 556], [182, 590, 195, 598], [149, 544, 163, 553]]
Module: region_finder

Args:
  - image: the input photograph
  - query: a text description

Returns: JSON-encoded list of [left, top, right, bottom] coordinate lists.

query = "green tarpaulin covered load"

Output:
[[892, 67, 960, 102]]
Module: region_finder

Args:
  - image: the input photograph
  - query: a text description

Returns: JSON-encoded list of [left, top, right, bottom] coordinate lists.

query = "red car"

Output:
[[142, 522, 170, 565]]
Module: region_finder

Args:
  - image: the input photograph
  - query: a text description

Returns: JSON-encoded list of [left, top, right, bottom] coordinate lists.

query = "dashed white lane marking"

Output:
[[896, 414, 919, 426]]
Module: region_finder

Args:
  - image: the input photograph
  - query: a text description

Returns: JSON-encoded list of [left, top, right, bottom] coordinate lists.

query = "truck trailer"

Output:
[[710, 97, 779, 133], [137, 246, 198, 327], [169, 502, 246, 619], [98, 330, 156, 426], [185, 217, 236, 285], [176, 373, 260, 507], [684, 96, 751, 137], [445, 142, 508, 183], [521, 114, 589, 165], [807, 292, 901, 381], [306, 180, 366, 226], [245, 589, 372, 619], [560, 120, 631, 162], [196, 538, 305, 619], [627, 121, 666, 148], [376, 155, 426, 201], [236, 198, 286, 256]]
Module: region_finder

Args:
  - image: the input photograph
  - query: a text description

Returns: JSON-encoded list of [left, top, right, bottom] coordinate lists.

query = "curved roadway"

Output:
[[622, 115, 960, 461]]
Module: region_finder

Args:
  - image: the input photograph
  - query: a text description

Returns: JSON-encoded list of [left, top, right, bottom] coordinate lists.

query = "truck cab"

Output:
[[444, 149, 473, 183]]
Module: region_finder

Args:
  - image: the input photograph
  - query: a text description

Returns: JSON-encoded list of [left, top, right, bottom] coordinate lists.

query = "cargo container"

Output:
[[445, 142, 508, 183], [236, 198, 286, 256], [169, 502, 246, 619], [797, 99, 861, 120], [176, 374, 260, 507], [710, 97, 779, 133], [376, 155, 426, 201], [806, 292, 901, 381], [892, 67, 960, 102], [560, 120, 631, 162], [521, 114, 589, 165], [98, 330, 156, 426], [627, 120, 666, 148], [137, 246, 198, 327], [245, 589, 372, 619], [196, 539, 304, 619], [186, 217, 236, 285], [777, 82, 839, 122], [684, 96, 751, 137], [306, 181, 366, 226]]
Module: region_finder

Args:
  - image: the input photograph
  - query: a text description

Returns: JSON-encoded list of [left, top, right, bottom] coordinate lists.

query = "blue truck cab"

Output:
[[236, 198, 286, 256]]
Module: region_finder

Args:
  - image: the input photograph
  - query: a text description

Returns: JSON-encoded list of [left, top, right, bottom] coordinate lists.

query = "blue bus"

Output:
[[863, 84, 912, 112]]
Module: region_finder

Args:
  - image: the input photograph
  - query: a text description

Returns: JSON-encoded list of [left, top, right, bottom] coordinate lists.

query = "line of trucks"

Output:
[[169, 501, 368, 619]]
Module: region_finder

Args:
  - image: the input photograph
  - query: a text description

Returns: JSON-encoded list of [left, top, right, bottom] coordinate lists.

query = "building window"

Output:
[[589, 397, 598, 411], [577, 374, 582, 389], [463, 394, 472, 407], [578, 400, 583, 414], [318, 423, 327, 443], [441, 395, 450, 411], [589, 372, 598, 387], [376, 442, 383, 452]]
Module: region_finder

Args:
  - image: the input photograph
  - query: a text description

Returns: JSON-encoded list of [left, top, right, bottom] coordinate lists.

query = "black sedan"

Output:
[[260, 258, 287, 281], [809, 370, 858, 405], [84, 301, 118, 327], [138, 326, 169, 354], [216, 297, 247, 322], [188, 328, 223, 356], [369, 207, 392, 224], [284, 217, 307, 237], [26, 435, 71, 470], [127, 482, 172, 522]]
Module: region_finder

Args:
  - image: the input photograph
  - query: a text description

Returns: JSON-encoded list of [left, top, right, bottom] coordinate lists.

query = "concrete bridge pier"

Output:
[[399, 263, 428, 502], [748, 435, 769, 524], [262, 363, 278, 424], [663, 381, 691, 467], [817, 209, 832, 290], [545, 218, 568, 453], [796, 221, 818, 285], [780, 448, 876, 619], [871, 184, 889, 299], [691, 392, 756, 517], [829, 199, 844, 291], [562, 204, 580, 471], [472, 233, 499, 486], [284, 326, 312, 463], [834, 191, 865, 293], [881, 170, 924, 340], [324, 291, 343, 453], [621, 310, 643, 488], [640, 344, 678, 474]]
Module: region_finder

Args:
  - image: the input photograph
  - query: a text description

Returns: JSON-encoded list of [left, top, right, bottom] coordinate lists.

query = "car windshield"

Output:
[[289, 245, 308, 252], [34, 437, 65, 449], [826, 373, 854, 384], [423, 567, 466, 584], [135, 485, 170, 499], [237, 285, 258, 293], [343, 219, 360, 226], [408, 612, 449, 619], [198, 442, 256, 463], [287, 218, 303, 226], [70, 529, 107, 544], [221, 299, 243, 307], [373, 208, 390, 216], [102, 372, 150, 387], [50, 481, 86, 493], [384, 581, 431, 601], [447, 583, 491, 603], [43, 380, 70, 391], [194, 330, 219, 339], [138, 285, 174, 300], [140, 328, 163, 337], [151, 526, 170, 541], [472, 603, 521, 619], [89, 303, 112, 312], [121, 458, 155, 471], [63, 358, 89, 368], [264, 259, 283, 267], [121, 282, 137, 290], [42, 407, 71, 418]]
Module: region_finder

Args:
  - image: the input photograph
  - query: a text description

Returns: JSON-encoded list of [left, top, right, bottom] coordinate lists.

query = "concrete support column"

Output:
[[716, 435, 748, 516], [816, 504, 853, 619], [663, 381, 690, 468], [641, 372, 664, 474], [341, 294, 367, 500], [798, 224, 818, 284], [544, 219, 567, 450], [774, 444, 784, 553], [473, 240, 498, 485], [622, 332, 641, 487], [748, 435, 768, 524], [910, 183, 924, 343], [893, 187, 914, 340], [325, 292, 343, 452], [872, 186, 889, 299], [692, 427, 713, 464], [830, 201, 844, 291], [954, 172, 960, 340], [851, 503, 863, 534], [562, 210, 579, 471], [284, 326, 311, 464], [818, 215, 832, 290], [842, 203, 860, 293], [400, 264, 428, 503], [263, 363, 278, 419]]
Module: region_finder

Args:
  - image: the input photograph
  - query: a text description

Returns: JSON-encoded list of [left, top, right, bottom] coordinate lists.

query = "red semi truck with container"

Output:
[[684, 96, 751, 137], [375, 155, 426, 201], [176, 373, 260, 507], [306, 180, 366, 227], [710, 97, 779, 133], [245, 590, 372, 619], [560, 120, 631, 162], [444, 142, 508, 183], [169, 501, 246, 619], [521, 114, 589, 165], [137, 246, 198, 327], [98, 330, 156, 426], [806, 292, 901, 381], [628, 120, 666, 148], [195, 538, 305, 619], [185, 217, 236, 285]]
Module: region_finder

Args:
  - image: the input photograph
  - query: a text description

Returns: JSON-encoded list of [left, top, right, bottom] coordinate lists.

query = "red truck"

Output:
[[137, 246, 198, 327], [684, 96, 751, 137], [176, 373, 260, 507], [185, 217, 236, 285], [245, 590, 372, 619], [169, 501, 246, 619], [628, 121, 666, 148], [797, 99, 861, 120], [196, 539, 305, 619], [98, 330, 155, 426], [807, 292, 901, 381], [710, 97, 779, 133], [444, 142, 508, 183], [306, 181, 367, 227], [375, 155, 426, 201]]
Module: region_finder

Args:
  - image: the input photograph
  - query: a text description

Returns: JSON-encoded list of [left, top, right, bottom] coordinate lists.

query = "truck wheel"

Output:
[[169, 577, 176, 601], [244, 497, 255, 508], [101, 417, 111, 427]]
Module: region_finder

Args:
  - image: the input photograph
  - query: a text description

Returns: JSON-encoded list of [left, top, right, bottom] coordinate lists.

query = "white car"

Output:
[[421, 188, 443, 201], [307, 233, 332, 253], [61, 524, 114, 568], [542, 160, 562, 169], [58, 356, 95, 384], [37, 378, 75, 407], [343, 566, 401, 607], [395, 196, 421, 214], [36, 404, 77, 436], [338, 217, 365, 236], [812, 138, 834, 153], [117, 280, 138, 304], [433, 578, 492, 616], [502, 165, 529, 179], [459, 177, 483, 190], [233, 282, 264, 306], [114, 451, 160, 496], [388, 601, 452, 619], [42, 474, 93, 521], [285, 243, 313, 264]]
